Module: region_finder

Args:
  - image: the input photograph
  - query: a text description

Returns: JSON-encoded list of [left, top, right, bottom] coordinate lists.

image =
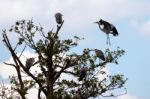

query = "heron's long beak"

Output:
[[89, 49, 95, 51], [94, 21, 99, 24]]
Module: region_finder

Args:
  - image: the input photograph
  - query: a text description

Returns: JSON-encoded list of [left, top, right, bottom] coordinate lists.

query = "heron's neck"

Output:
[[99, 24, 104, 30]]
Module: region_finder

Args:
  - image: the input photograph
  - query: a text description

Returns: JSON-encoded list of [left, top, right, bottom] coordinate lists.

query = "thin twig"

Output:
[[19, 44, 27, 58], [3, 62, 16, 67], [63, 71, 77, 76], [13, 43, 19, 51]]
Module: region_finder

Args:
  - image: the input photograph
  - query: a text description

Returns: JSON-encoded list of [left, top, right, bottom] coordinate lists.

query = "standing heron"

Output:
[[95, 49, 105, 61], [55, 13, 63, 25], [95, 19, 118, 45], [79, 67, 87, 81], [25, 58, 35, 70]]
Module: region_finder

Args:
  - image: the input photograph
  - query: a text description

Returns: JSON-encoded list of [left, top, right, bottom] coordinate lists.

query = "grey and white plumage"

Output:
[[79, 67, 87, 81], [25, 58, 35, 70], [95, 19, 118, 45], [95, 19, 118, 36], [95, 49, 105, 61], [55, 13, 63, 24]]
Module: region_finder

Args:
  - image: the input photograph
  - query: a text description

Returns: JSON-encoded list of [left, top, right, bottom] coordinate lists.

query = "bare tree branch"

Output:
[[63, 71, 77, 76], [54, 20, 64, 38]]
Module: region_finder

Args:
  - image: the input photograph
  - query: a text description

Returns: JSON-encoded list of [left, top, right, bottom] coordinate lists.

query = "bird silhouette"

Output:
[[55, 13, 63, 24], [25, 58, 35, 70], [95, 49, 105, 61], [79, 67, 87, 81], [95, 19, 118, 45]]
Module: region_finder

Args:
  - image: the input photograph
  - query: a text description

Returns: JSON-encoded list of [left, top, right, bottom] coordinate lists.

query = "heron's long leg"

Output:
[[106, 34, 110, 46], [106, 34, 111, 46], [108, 36, 111, 46], [106, 34, 108, 45]]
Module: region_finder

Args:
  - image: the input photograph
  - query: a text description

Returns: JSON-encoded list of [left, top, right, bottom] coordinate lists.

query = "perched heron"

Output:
[[95, 19, 118, 45], [25, 58, 35, 70], [55, 13, 63, 24], [95, 49, 105, 61], [79, 67, 87, 81]]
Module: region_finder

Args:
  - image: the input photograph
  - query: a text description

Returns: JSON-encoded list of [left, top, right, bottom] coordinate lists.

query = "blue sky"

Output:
[[0, 0, 150, 99]]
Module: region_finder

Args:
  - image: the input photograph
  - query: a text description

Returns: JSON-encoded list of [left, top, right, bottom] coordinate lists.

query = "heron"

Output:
[[79, 67, 87, 81], [25, 58, 35, 70], [95, 49, 105, 61], [95, 19, 118, 45], [55, 13, 63, 24]]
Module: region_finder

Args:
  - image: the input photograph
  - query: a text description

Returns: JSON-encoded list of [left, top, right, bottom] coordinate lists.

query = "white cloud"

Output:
[[0, 57, 16, 79], [1, 0, 150, 36], [0, 0, 49, 20], [97, 65, 110, 81], [140, 20, 150, 36], [117, 94, 139, 99], [26, 88, 39, 99], [128, 19, 139, 28], [0, 0, 150, 41]]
